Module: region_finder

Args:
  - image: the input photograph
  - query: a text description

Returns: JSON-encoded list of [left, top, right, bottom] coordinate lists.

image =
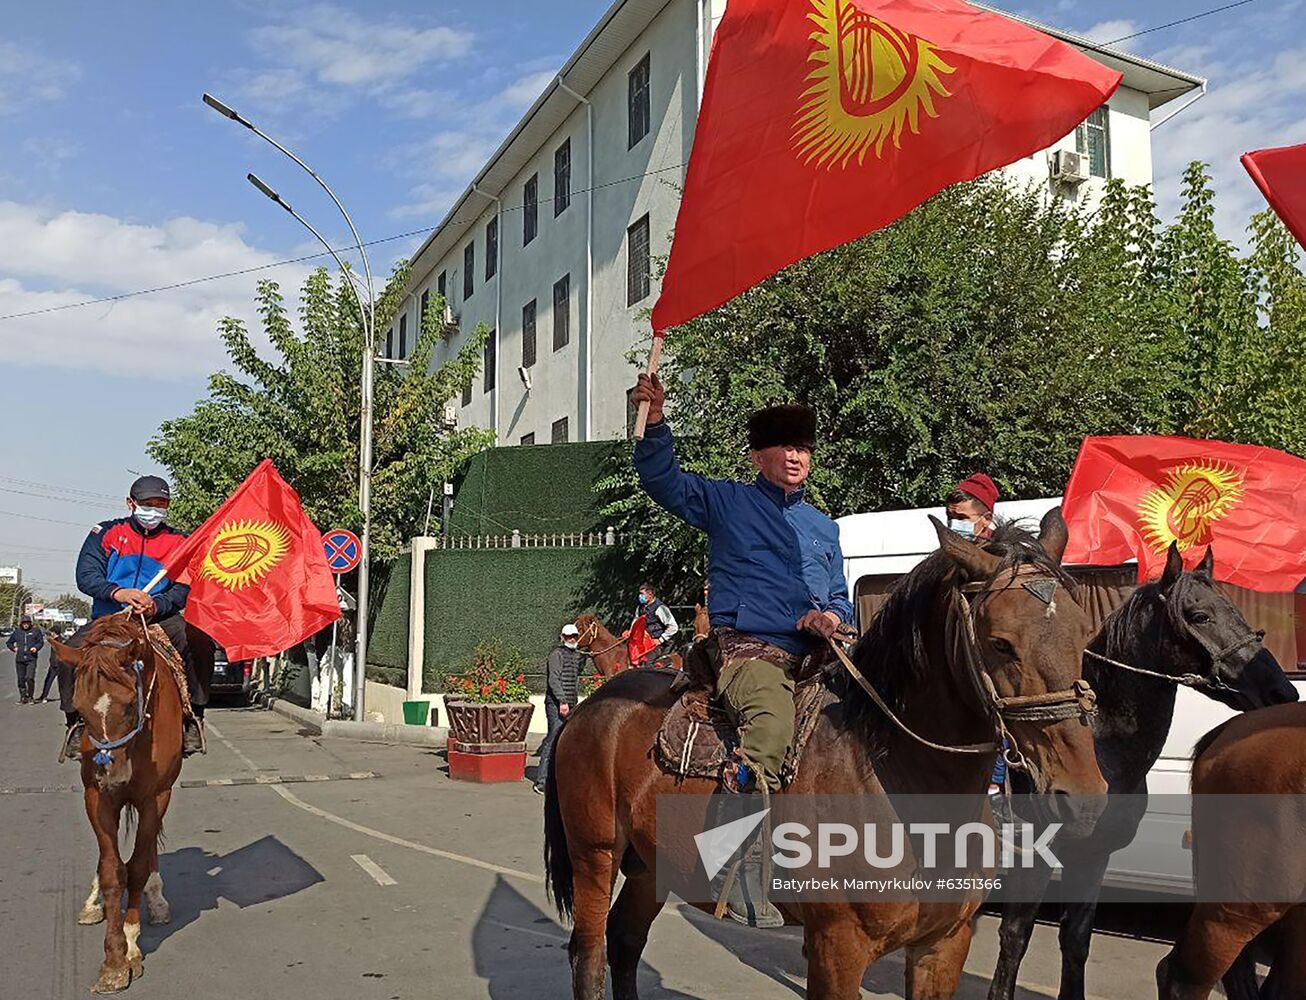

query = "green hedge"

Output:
[[422, 546, 639, 692], [366, 553, 410, 671], [449, 440, 624, 535]]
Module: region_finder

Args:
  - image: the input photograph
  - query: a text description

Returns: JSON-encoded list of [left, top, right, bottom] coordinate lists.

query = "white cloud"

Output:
[[1081, 19, 1138, 47], [0, 41, 81, 115], [0, 201, 316, 379], [496, 70, 556, 112], [240, 4, 472, 115]]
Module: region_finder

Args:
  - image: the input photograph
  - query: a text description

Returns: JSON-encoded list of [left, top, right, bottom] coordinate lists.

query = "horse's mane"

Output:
[[1094, 565, 1214, 693], [78, 615, 148, 680], [834, 520, 1073, 743]]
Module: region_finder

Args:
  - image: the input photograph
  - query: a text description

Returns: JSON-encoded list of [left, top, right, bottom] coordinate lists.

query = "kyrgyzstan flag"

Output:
[[1061, 436, 1306, 592], [162, 460, 341, 660], [652, 0, 1121, 331], [1242, 141, 1306, 251]]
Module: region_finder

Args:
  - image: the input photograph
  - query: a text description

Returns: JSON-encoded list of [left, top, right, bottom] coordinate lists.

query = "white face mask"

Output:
[[563, 640, 578, 650], [133, 505, 167, 530]]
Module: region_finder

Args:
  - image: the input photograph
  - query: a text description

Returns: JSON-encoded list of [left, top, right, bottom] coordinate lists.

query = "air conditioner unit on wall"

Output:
[[1051, 149, 1090, 184]]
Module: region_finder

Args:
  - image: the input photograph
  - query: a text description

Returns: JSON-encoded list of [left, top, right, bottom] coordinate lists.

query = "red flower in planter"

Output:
[[516, 674, 525, 683]]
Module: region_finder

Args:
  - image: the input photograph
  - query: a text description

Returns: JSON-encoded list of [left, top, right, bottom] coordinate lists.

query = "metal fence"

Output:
[[430, 529, 617, 550]]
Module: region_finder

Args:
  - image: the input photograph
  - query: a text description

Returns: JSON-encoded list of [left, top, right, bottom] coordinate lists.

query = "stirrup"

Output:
[[59, 722, 84, 764], [711, 784, 783, 928]]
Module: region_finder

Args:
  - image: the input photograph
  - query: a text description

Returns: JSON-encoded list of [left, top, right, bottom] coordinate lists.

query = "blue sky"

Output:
[[0, 0, 1303, 596]]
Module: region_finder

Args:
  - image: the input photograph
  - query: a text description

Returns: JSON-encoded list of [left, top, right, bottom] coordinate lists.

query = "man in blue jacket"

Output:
[[7, 614, 45, 704], [631, 373, 852, 922], [56, 475, 212, 758]]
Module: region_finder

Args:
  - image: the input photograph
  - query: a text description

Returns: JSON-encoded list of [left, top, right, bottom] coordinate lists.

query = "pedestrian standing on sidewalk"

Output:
[[7, 614, 44, 704], [35, 631, 63, 703], [535, 623, 583, 794]]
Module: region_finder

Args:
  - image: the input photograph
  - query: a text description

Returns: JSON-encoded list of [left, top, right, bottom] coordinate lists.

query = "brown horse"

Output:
[[50, 614, 184, 994], [546, 513, 1108, 1000], [574, 612, 682, 676], [1157, 702, 1306, 999]]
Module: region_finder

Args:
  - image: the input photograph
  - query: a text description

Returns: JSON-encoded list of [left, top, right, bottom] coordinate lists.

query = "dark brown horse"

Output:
[[1157, 702, 1306, 999], [546, 513, 1108, 1000], [51, 614, 185, 993], [573, 612, 682, 676]]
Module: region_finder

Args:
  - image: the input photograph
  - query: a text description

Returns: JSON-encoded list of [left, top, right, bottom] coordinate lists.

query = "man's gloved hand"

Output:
[[628, 373, 665, 425], [797, 609, 844, 639]]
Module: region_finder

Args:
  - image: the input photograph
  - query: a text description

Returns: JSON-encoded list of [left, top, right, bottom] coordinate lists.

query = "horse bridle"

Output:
[[829, 565, 1098, 774], [575, 620, 632, 660], [1083, 591, 1265, 695], [80, 616, 158, 767]]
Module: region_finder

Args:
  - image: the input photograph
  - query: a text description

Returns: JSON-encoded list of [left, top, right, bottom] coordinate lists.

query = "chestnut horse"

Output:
[[51, 614, 184, 994], [545, 514, 1108, 1000], [574, 612, 682, 676], [1157, 702, 1306, 999]]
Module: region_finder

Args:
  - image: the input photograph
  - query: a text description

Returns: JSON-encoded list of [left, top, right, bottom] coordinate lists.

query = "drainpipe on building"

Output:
[[558, 78, 594, 442], [472, 184, 503, 442], [695, 0, 707, 100]]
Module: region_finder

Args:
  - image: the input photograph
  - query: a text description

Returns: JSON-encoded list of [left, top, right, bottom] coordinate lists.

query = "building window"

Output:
[[485, 217, 498, 280], [385, 328, 393, 359], [523, 174, 538, 245], [554, 139, 571, 216], [520, 432, 535, 446], [627, 213, 651, 306], [437, 270, 447, 302], [419, 290, 429, 335], [628, 52, 651, 149], [522, 299, 537, 369], [484, 333, 495, 393], [462, 379, 471, 407], [1075, 106, 1110, 179], [551, 417, 569, 444], [463, 243, 475, 299], [398, 314, 408, 359], [553, 274, 570, 351]]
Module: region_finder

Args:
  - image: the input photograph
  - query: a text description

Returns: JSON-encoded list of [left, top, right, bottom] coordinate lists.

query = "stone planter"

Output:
[[442, 699, 534, 783]]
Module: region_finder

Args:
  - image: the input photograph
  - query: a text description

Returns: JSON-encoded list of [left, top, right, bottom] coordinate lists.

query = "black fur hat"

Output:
[[748, 404, 817, 451]]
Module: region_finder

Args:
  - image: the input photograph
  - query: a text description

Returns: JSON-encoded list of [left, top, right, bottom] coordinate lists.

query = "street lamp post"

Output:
[[205, 93, 374, 722]]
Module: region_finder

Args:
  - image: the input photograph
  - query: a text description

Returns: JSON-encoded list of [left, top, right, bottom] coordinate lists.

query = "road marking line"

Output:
[[206, 718, 543, 884], [351, 854, 397, 886], [490, 921, 567, 942]]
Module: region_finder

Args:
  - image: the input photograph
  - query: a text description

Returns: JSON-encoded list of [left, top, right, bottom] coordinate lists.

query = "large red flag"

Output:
[[1062, 436, 1306, 592], [651, 0, 1121, 331], [163, 460, 341, 660], [1242, 141, 1306, 251]]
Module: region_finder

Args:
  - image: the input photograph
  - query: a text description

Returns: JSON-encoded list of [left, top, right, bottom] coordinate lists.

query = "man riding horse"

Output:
[[57, 474, 213, 759], [630, 374, 852, 921]]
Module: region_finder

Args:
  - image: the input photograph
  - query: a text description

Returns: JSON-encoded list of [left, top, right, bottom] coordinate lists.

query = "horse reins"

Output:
[[82, 613, 160, 767], [827, 565, 1098, 773], [576, 620, 628, 659]]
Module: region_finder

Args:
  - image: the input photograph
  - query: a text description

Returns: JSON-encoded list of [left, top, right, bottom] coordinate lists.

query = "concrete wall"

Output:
[[366, 679, 556, 736]]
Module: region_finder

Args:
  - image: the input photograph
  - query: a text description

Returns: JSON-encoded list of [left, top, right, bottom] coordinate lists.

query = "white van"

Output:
[[836, 498, 1306, 894]]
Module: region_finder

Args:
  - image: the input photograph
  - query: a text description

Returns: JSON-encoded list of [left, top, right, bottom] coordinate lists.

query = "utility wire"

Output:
[[1105, 0, 1257, 44], [0, 508, 90, 527], [0, 162, 688, 325], [0, 486, 118, 508]]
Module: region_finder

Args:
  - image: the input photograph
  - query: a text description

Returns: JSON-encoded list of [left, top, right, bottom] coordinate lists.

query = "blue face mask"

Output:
[[638, 593, 649, 605], [948, 518, 976, 541]]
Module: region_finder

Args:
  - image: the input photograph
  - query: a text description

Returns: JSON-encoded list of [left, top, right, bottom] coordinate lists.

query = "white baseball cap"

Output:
[[561, 624, 580, 637]]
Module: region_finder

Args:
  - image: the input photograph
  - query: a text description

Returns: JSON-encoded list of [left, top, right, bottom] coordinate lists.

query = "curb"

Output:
[[260, 695, 545, 751]]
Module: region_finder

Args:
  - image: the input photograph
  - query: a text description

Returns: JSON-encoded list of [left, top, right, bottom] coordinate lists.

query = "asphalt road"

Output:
[[0, 649, 1180, 999]]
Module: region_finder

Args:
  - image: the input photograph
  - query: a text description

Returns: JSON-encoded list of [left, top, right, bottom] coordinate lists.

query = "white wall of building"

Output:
[[398, 0, 1199, 448]]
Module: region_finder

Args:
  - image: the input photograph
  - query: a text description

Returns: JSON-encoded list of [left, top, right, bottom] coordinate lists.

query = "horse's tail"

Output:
[[542, 755, 574, 922]]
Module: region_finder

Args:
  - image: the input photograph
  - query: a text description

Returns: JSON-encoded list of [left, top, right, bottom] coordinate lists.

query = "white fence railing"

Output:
[[431, 528, 617, 550]]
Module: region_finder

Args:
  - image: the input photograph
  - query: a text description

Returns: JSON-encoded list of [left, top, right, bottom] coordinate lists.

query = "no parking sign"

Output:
[[322, 528, 362, 574]]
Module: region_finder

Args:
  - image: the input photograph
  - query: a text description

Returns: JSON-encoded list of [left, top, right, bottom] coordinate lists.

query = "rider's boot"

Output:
[[61, 713, 85, 763], [712, 763, 784, 929], [182, 713, 206, 757]]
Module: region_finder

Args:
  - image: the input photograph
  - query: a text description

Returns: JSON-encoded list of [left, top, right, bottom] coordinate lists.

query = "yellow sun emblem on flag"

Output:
[[794, 0, 955, 168], [1137, 462, 1245, 553], [200, 519, 291, 590]]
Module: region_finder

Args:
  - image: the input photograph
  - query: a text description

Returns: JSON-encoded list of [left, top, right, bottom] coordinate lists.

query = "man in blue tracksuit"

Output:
[[631, 373, 852, 925]]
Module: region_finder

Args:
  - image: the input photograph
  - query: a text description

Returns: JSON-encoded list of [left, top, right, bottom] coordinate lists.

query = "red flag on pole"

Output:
[[1061, 435, 1306, 592], [650, 0, 1121, 332], [162, 460, 341, 660], [1242, 141, 1306, 251]]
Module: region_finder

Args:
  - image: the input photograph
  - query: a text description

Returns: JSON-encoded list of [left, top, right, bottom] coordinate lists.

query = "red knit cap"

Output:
[[954, 473, 998, 512]]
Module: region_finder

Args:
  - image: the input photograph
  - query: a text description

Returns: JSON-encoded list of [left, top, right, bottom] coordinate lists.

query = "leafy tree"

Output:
[[1, 581, 33, 626], [598, 167, 1306, 605], [51, 592, 91, 619], [148, 263, 494, 561]]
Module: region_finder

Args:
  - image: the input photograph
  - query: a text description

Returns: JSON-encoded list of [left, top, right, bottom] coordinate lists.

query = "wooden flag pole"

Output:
[[632, 333, 664, 441]]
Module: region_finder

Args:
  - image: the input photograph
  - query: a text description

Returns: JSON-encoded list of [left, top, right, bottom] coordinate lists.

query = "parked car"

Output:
[[209, 645, 254, 704]]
